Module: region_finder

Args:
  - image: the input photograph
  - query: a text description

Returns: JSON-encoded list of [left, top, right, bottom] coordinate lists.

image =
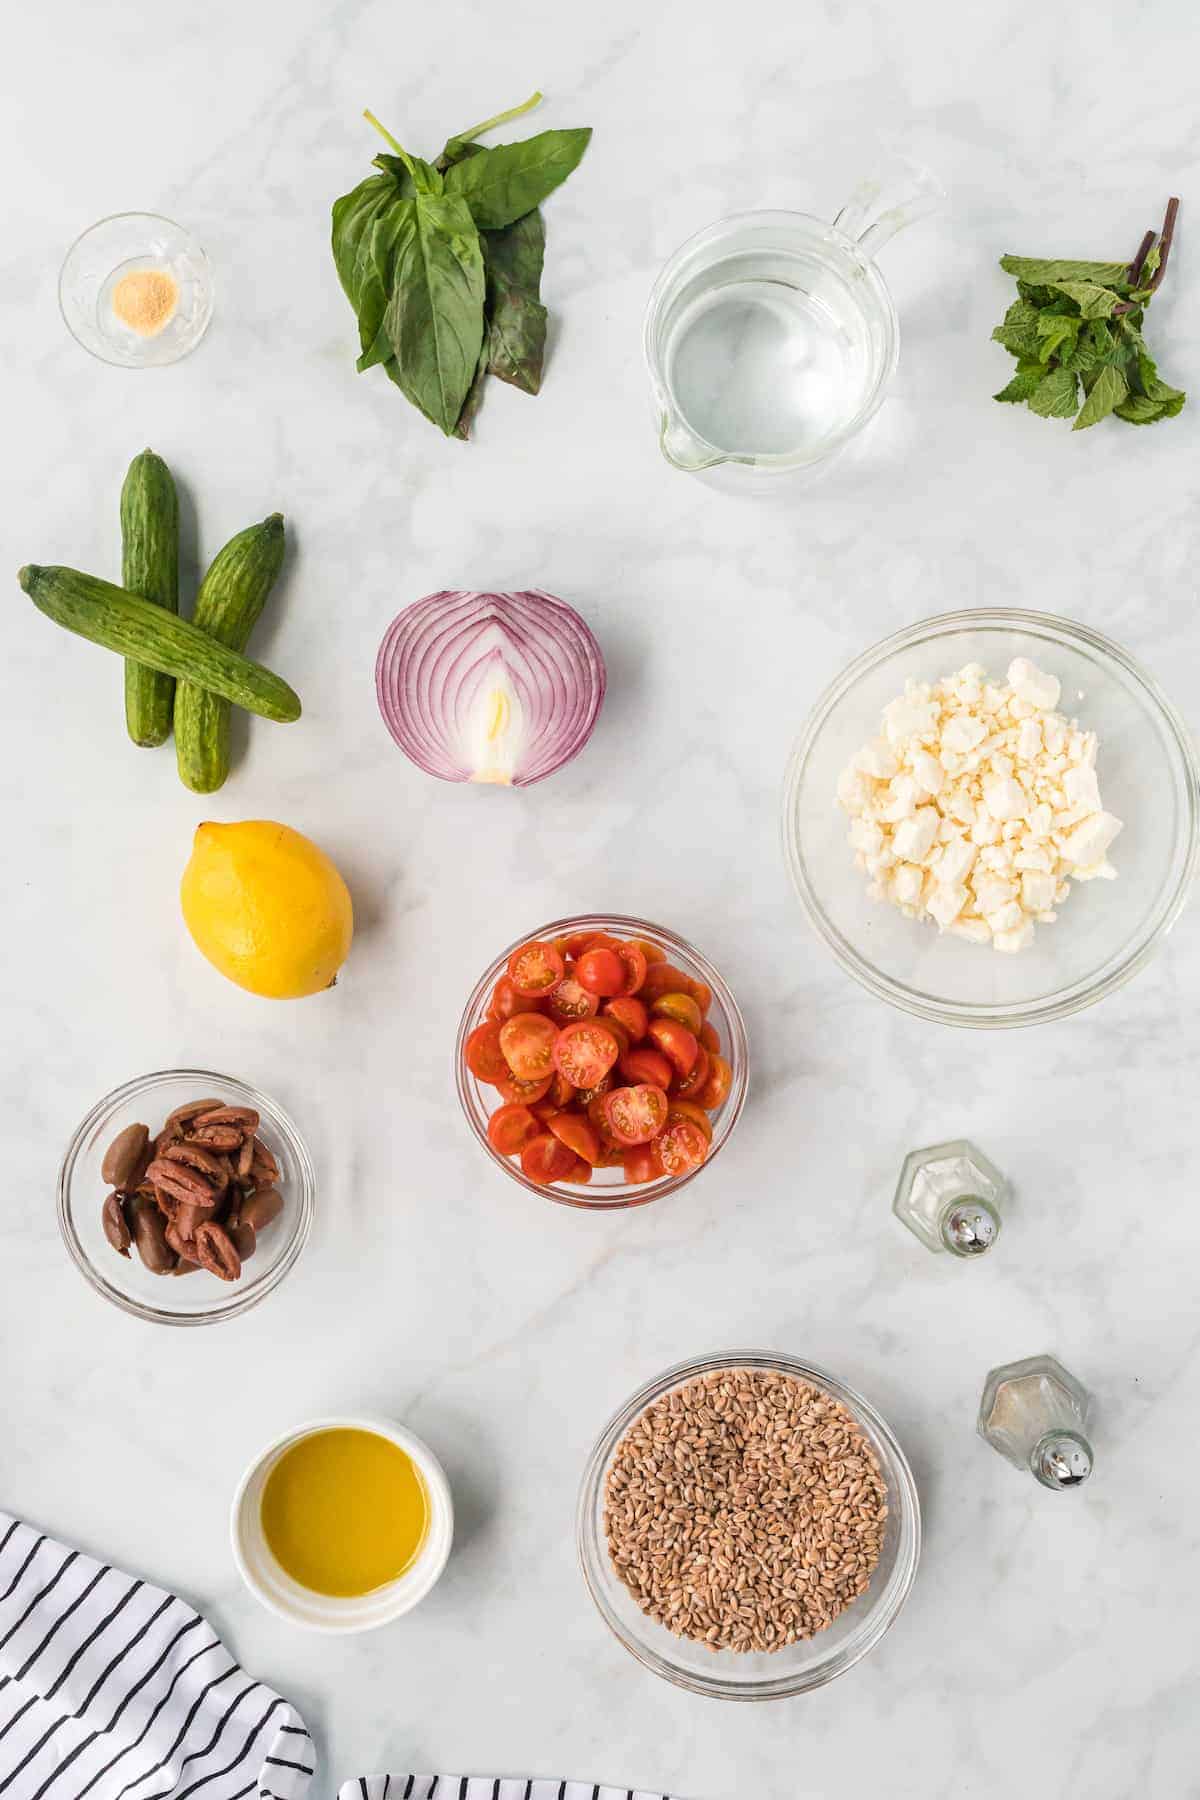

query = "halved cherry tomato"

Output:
[[629, 937, 667, 965], [576, 946, 627, 997], [563, 931, 596, 959], [530, 1099, 560, 1124], [614, 942, 647, 995], [507, 940, 565, 997], [673, 1045, 710, 1100], [667, 1099, 713, 1143], [689, 979, 713, 1016], [489, 975, 543, 1022], [603, 1083, 670, 1146], [639, 962, 694, 1004], [495, 1070, 553, 1105], [697, 1053, 733, 1110], [520, 1133, 576, 1183], [604, 995, 648, 1040], [575, 1072, 614, 1106], [623, 1143, 662, 1183], [699, 1020, 721, 1054], [553, 1020, 621, 1088], [466, 1020, 510, 1084], [487, 1103, 539, 1155], [647, 1017, 699, 1078], [618, 1045, 674, 1090], [654, 1115, 708, 1176], [548, 1112, 601, 1165], [546, 978, 599, 1025], [499, 1012, 558, 1080], [651, 991, 703, 1034], [600, 1016, 632, 1058], [587, 1092, 621, 1151], [546, 1071, 574, 1108], [564, 1156, 593, 1183]]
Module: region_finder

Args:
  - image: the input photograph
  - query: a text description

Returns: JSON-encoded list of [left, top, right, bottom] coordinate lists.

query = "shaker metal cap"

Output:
[[941, 1200, 1000, 1256], [1034, 1431, 1094, 1489]]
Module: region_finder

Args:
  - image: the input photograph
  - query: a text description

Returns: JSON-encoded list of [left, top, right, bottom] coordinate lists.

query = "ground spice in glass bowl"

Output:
[[577, 1351, 920, 1699]]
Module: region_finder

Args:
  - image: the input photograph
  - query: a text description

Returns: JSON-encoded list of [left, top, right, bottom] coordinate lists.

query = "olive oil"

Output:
[[260, 1428, 428, 1597]]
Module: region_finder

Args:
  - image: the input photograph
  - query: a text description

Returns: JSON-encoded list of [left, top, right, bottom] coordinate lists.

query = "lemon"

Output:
[[181, 821, 353, 999]]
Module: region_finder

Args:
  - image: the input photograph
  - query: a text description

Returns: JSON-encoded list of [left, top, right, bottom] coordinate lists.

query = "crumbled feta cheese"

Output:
[[836, 656, 1121, 954]]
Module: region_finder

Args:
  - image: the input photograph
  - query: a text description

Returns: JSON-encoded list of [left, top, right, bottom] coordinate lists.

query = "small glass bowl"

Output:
[[58, 1070, 313, 1326], [782, 609, 1200, 1028], [455, 913, 748, 1210], [577, 1350, 920, 1699], [59, 213, 213, 368]]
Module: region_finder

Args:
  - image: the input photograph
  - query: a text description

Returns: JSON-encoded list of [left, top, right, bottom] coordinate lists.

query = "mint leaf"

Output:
[[994, 365, 1044, 403], [1049, 280, 1121, 318], [1000, 256, 1131, 286], [1036, 315, 1079, 362], [1028, 366, 1080, 418], [1114, 394, 1166, 424], [1073, 363, 1129, 429], [1134, 350, 1186, 412], [992, 298, 1043, 359]]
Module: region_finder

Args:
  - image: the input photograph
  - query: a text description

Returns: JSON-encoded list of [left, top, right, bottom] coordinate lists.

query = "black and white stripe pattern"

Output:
[[0, 1514, 313, 1800], [340, 1781, 679, 1800]]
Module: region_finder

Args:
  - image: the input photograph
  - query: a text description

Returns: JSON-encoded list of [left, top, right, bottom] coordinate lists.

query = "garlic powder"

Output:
[[837, 658, 1122, 953]]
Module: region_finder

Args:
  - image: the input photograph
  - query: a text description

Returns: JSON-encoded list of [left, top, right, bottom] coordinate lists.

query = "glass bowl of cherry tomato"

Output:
[[456, 914, 749, 1209]]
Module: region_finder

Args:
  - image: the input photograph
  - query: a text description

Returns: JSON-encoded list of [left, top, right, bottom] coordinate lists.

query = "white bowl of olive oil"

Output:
[[231, 1416, 453, 1633]]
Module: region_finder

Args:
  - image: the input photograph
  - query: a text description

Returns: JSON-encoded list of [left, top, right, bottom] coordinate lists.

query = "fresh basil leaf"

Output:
[[1049, 280, 1121, 318], [332, 175, 395, 307], [486, 267, 547, 393], [443, 128, 592, 229], [992, 298, 1043, 360], [1028, 366, 1080, 418], [994, 365, 1045, 404], [372, 153, 418, 192], [1036, 315, 1079, 363], [483, 207, 546, 299], [1114, 394, 1166, 424], [355, 206, 415, 372], [1073, 362, 1128, 429], [383, 194, 486, 435], [1000, 255, 1132, 286], [453, 341, 491, 439]]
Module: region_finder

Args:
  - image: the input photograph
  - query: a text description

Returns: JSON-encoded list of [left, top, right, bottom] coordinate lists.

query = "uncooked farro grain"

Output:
[[602, 1367, 888, 1653]]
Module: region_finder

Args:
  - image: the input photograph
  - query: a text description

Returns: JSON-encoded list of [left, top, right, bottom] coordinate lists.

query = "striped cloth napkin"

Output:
[[0, 1511, 314, 1800], [341, 1784, 682, 1800]]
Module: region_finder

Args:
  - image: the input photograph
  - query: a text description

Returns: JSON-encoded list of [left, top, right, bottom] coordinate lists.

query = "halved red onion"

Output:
[[376, 589, 606, 787]]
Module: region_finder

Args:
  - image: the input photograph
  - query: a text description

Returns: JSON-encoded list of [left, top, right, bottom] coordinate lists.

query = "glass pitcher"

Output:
[[643, 161, 942, 494]]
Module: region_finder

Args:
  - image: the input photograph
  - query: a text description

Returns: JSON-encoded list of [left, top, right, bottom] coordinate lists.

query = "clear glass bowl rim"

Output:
[[455, 913, 749, 1210], [642, 207, 900, 471], [58, 211, 214, 368], [57, 1067, 314, 1326], [576, 1349, 921, 1699], [781, 605, 1200, 1028]]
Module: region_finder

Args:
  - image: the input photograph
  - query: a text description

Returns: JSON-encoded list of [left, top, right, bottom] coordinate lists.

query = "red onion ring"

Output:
[[375, 590, 606, 787]]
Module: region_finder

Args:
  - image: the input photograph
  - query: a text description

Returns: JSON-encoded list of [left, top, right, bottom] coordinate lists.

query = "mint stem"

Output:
[[1128, 229, 1156, 285], [454, 90, 543, 143], [1113, 198, 1179, 314]]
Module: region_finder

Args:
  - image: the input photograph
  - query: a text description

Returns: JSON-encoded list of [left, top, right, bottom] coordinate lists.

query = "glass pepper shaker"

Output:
[[977, 1354, 1094, 1489], [892, 1138, 1005, 1257]]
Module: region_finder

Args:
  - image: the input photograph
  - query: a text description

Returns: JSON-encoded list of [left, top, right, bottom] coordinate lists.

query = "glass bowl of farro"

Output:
[[577, 1350, 920, 1698]]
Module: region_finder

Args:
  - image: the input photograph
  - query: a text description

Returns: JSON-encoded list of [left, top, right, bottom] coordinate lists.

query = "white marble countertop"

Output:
[[4, 2, 1200, 1795]]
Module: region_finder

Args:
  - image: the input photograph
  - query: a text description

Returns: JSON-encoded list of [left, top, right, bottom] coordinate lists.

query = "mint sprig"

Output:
[[992, 198, 1184, 430]]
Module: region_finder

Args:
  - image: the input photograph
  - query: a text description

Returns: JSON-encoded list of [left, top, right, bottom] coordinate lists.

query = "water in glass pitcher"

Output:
[[662, 249, 873, 459]]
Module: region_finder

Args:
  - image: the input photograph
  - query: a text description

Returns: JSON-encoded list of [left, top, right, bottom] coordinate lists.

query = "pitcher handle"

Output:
[[832, 156, 944, 259]]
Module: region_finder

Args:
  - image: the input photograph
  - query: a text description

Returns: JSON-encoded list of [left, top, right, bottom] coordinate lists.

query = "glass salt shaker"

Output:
[[977, 1354, 1094, 1489], [893, 1138, 1005, 1257]]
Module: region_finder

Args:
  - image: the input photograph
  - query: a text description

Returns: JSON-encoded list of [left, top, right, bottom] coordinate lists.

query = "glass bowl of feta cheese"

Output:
[[782, 609, 1199, 1027]]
